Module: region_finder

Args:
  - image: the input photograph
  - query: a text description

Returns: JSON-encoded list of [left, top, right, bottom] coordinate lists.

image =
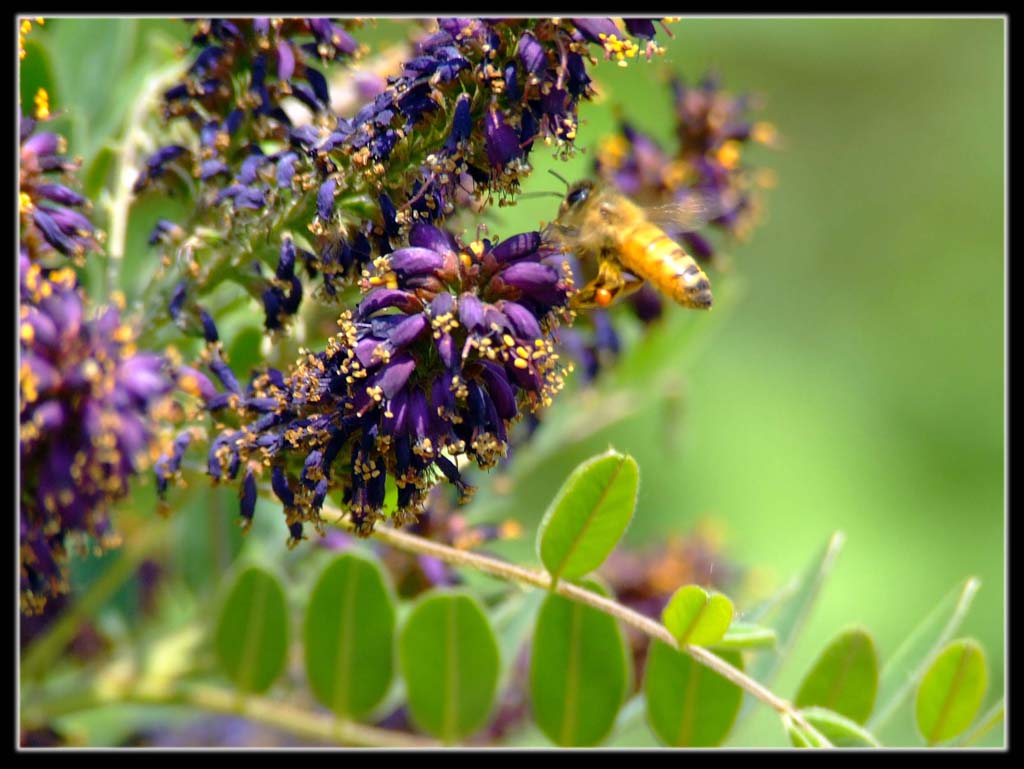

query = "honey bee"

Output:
[[544, 179, 715, 310]]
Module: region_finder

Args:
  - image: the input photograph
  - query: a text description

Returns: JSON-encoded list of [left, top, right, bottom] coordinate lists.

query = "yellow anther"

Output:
[[716, 140, 742, 170], [34, 88, 50, 120]]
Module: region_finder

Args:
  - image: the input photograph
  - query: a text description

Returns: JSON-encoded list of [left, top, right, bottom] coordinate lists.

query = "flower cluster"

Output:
[[20, 106, 101, 267], [136, 18, 670, 341], [193, 223, 574, 541], [19, 106, 175, 614]]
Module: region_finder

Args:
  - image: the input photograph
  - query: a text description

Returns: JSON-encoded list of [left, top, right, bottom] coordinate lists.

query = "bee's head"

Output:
[[559, 179, 595, 218]]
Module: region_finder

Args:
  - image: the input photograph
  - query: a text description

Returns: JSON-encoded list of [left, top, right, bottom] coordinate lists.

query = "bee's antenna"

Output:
[[518, 191, 567, 200], [547, 169, 571, 188]]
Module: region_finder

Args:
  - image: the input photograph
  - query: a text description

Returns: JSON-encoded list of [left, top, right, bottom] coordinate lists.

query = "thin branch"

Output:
[[22, 676, 437, 748]]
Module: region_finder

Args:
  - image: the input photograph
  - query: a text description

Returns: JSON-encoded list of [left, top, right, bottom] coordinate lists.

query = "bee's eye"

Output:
[[566, 186, 590, 207]]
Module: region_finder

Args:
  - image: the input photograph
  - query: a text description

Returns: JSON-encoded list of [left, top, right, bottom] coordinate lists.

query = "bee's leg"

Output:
[[572, 257, 635, 309]]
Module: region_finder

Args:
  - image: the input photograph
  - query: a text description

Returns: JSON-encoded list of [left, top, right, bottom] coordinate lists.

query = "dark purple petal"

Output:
[[499, 300, 544, 340], [572, 18, 621, 44]]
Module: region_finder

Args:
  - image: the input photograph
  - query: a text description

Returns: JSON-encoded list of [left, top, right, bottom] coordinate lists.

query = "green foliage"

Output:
[[529, 579, 630, 746], [399, 591, 501, 743], [915, 639, 988, 745], [304, 553, 396, 719], [794, 627, 879, 724], [661, 585, 734, 646], [644, 643, 745, 747], [537, 450, 639, 582], [214, 566, 289, 694]]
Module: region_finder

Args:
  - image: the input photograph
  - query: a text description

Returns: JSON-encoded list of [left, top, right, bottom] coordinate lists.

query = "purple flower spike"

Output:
[[485, 109, 522, 168]]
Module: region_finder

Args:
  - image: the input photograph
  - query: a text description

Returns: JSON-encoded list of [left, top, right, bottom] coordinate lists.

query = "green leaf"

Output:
[[399, 591, 500, 743], [661, 585, 733, 646], [537, 450, 639, 582], [869, 577, 981, 734], [530, 579, 630, 746], [709, 621, 777, 651], [214, 566, 289, 694], [644, 643, 744, 747], [745, 531, 845, 687], [19, 39, 58, 113], [915, 638, 988, 745], [304, 553, 396, 719], [794, 627, 879, 724], [47, 18, 140, 160], [796, 706, 882, 747]]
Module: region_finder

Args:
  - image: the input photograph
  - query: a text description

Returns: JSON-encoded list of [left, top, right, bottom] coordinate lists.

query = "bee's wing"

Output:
[[643, 189, 738, 234]]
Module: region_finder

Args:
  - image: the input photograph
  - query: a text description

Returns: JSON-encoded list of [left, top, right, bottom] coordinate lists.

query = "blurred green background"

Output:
[[20, 17, 1003, 747]]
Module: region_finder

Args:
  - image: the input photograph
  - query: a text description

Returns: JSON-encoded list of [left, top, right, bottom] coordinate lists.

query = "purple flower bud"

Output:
[[199, 308, 219, 343], [499, 300, 544, 340], [306, 67, 330, 105], [317, 178, 336, 221], [240, 468, 257, 522], [444, 92, 472, 153], [200, 159, 230, 181], [358, 288, 422, 318], [372, 352, 416, 399], [387, 313, 429, 350], [277, 40, 296, 81], [409, 223, 457, 257], [388, 247, 444, 277], [491, 232, 541, 263], [275, 152, 299, 189], [485, 109, 521, 167], [572, 18, 622, 44], [271, 466, 295, 507], [35, 183, 85, 207], [277, 237, 296, 281], [517, 33, 546, 74], [209, 352, 240, 395], [624, 19, 657, 38]]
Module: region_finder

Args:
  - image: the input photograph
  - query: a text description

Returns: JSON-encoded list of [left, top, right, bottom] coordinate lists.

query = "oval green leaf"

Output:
[[214, 566, 289, 694], [797, 706, 881, 747], [710, 621, 777, 652], [794, 627, 879, 724], [662, 585, 734, 646], [399, 591, 500, 743], [644, 642, 744, 747], [530, 580, 630, 746], [304, 553, 396, 719], [537, 450, 639, 582], [869, 577, 981, 735], [915, 638, 988, 744]]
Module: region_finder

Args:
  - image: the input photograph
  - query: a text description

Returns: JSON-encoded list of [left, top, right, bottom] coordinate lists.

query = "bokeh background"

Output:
[[20, 17, 1004, 747]]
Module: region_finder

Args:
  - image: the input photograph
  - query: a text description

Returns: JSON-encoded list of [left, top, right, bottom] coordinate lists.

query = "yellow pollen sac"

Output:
[[34, 88, 50, 120], [752, 121, 779, 146], [19, 192, 34, 214], [513, 358, 529, 370], [716, 140, 742, 170], [469, 240, 485, 257], [20, 322, 35, 343], [459, 253, 473, 270]]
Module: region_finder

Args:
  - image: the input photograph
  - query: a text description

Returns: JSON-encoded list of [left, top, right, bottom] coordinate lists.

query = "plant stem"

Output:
[[323, 503, 834, 748], [23, 677, 437, 748]]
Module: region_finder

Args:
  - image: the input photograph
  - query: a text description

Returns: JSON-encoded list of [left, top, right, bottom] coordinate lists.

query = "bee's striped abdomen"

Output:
[[620, 221, 713, 309]]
